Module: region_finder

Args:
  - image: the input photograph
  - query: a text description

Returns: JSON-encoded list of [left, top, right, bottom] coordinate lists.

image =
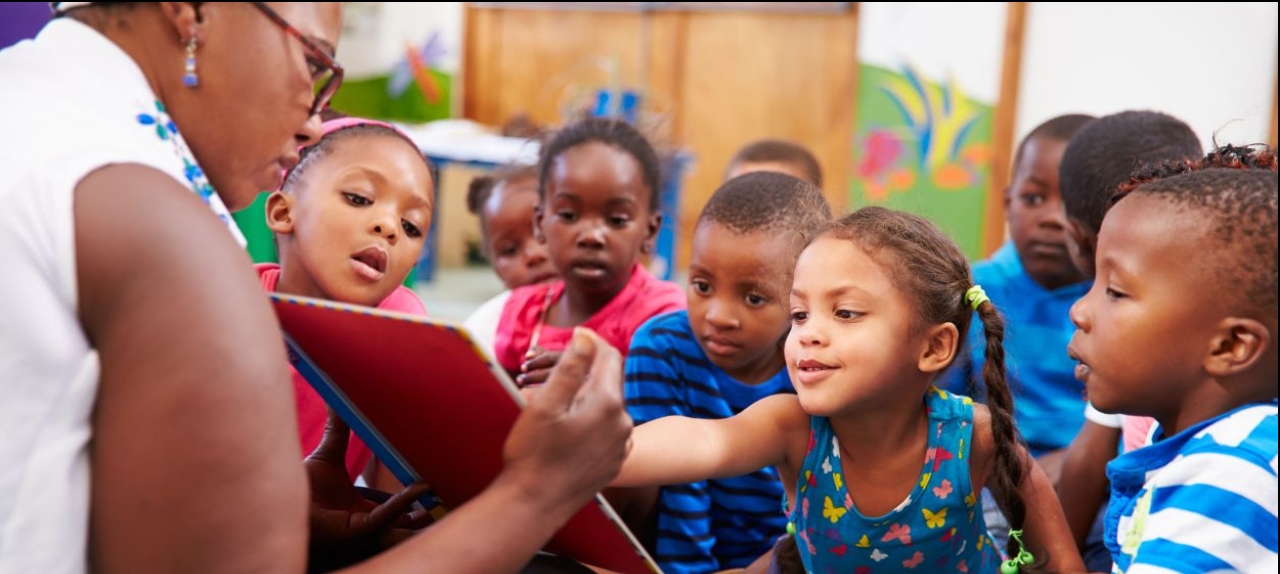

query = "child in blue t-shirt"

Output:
[[625, 172, 831, 573], [938, 114, 1096, 462], [1068, 145, 1278, 572]]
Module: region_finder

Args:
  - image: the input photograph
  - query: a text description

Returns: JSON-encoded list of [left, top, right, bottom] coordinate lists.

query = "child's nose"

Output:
[[577, 223, 607, 247], [704, 299, 739, 330], [1069, 295, 1090, 331], [524, 242, 550, 267], [371, 217, 397, 241], [1039, 204, 1068, 230]]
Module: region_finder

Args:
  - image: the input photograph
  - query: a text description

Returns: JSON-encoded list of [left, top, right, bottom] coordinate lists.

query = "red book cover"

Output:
[[270, 293, 660, 573]]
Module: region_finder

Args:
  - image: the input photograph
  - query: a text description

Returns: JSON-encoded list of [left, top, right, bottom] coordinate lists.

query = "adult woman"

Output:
[[0, 3, 630, 572]]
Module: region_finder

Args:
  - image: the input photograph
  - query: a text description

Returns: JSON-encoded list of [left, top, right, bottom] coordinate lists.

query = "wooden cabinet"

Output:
[[463, 3, 859, 269]]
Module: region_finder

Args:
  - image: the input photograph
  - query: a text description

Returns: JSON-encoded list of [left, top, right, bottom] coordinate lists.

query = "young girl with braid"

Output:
[[614, 207, 1084, 573]]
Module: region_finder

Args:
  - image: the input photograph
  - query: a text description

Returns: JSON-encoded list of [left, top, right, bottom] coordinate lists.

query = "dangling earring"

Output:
[[182, 36, 198, 87]]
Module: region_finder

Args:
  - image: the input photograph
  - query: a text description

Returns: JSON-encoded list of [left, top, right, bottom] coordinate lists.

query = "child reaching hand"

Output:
[[625, 172, 831, 573], [1068, 145, 1278, 572], [615, 207, 1085, 573], [494, 117, 685, 386], [263, 116, 435, 480]]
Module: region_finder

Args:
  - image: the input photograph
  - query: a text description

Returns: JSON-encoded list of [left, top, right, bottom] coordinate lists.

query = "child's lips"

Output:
[[794, 358, 836, 385], [1066, 346, 1090, 381], [569, 260, 609, 279], [702, 334, 740, 357], [351, 246, 388, 281]]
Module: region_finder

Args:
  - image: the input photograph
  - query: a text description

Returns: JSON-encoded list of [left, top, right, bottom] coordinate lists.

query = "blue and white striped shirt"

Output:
[[624, 311, 792, 574], [1106, 402, 1278, 573]]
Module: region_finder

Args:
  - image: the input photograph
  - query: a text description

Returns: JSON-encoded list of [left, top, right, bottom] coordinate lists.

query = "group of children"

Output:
[[262, 106, 1277, 573]]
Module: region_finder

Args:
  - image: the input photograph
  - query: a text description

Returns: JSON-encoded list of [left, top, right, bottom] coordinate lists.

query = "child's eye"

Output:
[[745, 293, 768, 307], [496, 245, 518, 257], [1022, 193, 1045, 207], [401, 220, 422, 238], [556, 211, 576, 222], [834, 309, 861, 320], [790, 311, 808, 324], [305, 56, 326, 81], [1104, 286, 1127, 300], [691, 279, 711, 295], [609, 215, 631, 226], [343, 192, 371, 206]]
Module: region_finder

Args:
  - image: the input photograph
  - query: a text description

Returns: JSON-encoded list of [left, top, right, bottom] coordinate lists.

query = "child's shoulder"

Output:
[[631, 267, 686, 310], [378, 285, 427, 317], [1181, 403, 1278, 473], [633, 309, 691, 339]]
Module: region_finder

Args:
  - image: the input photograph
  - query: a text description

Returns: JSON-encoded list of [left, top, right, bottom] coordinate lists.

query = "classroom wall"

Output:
[[454, 2, 1278, 267], [1015, 2, 1278, 149]]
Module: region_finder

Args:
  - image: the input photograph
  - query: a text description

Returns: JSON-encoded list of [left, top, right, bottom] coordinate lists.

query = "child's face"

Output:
[[269, 135, 433, 307], [536, 142, 658, 300], [1068, 195, 1221, 419], [687, 222, 795, 383], [785, 236, 928, 417], [483, 177, 556, 290], [726, 160, 812, 186], [1006, 136, 1083, 289]]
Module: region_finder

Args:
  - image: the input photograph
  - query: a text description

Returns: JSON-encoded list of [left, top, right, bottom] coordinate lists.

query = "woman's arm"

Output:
[[613, 394, 810, 488], [348, 328, 633, 574], [79, 165, 309, 573]]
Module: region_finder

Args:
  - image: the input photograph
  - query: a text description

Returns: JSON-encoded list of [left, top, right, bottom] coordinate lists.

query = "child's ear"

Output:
[[1065, 217, 1095, 275], [264, 191, 295, 234], [1002, 185, 1012, 212], [643, 211, 663, 255], [1204, 317, 1271, 379], [919, 322, 960, 374], [532, 203, 547, 244]]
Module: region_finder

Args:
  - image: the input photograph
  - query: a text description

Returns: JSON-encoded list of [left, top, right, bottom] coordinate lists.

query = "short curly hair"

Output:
[[725, 139, 823, 188], [1111, 145, 1278, 316], [1059, 110, 1202, 235]]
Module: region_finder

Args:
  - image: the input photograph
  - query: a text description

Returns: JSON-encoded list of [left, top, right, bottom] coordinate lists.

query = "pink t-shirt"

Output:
[[256, 263, 427, 480], [494, 264, 686, 374], [1123, 415, 1157, 453]]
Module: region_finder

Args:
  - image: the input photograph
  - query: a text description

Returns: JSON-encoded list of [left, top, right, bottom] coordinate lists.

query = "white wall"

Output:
[[339, 2, 464, 78], [1016, 2, 1278, 149]]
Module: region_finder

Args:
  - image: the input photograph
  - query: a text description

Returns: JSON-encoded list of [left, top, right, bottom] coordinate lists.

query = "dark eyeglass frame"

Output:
[[250, 2, 344, 117]]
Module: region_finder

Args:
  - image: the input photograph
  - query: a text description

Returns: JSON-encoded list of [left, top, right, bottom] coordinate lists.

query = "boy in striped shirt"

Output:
[[1067, 146, 1278, 573], [624, 172, 831, 573]]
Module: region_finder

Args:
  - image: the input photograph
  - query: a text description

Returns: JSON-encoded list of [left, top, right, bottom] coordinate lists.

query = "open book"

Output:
[[270, 293, 660, 574]]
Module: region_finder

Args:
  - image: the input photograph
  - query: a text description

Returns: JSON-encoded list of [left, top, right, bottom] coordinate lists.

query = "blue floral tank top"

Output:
[[785, 387, 1001, 573]]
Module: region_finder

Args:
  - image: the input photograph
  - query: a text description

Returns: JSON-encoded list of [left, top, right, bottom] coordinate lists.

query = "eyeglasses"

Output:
[[251, 2, 344, 117]]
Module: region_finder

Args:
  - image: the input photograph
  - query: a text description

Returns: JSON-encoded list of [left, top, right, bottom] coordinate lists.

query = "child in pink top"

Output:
[[494, 118, 685, 386], [262, 115, 434, 480]]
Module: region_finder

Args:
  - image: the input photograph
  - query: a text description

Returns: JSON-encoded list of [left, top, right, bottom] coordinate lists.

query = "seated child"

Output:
[[463, 165, 557, 355], [939, 114, 1096, 465], [615, 206, 1086, 573], [1067, 144, 1278, 572], [625, 172, 831, 573], [723, 138, 823, 188], [1053, 110, 1203, 568], [493, 117, 685, 386], [263, 116, 434, 481]]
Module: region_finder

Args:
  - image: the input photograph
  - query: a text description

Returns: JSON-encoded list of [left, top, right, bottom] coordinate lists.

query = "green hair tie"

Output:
[[966, 285, 990, 310], [999, 529, 1035, 574]]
